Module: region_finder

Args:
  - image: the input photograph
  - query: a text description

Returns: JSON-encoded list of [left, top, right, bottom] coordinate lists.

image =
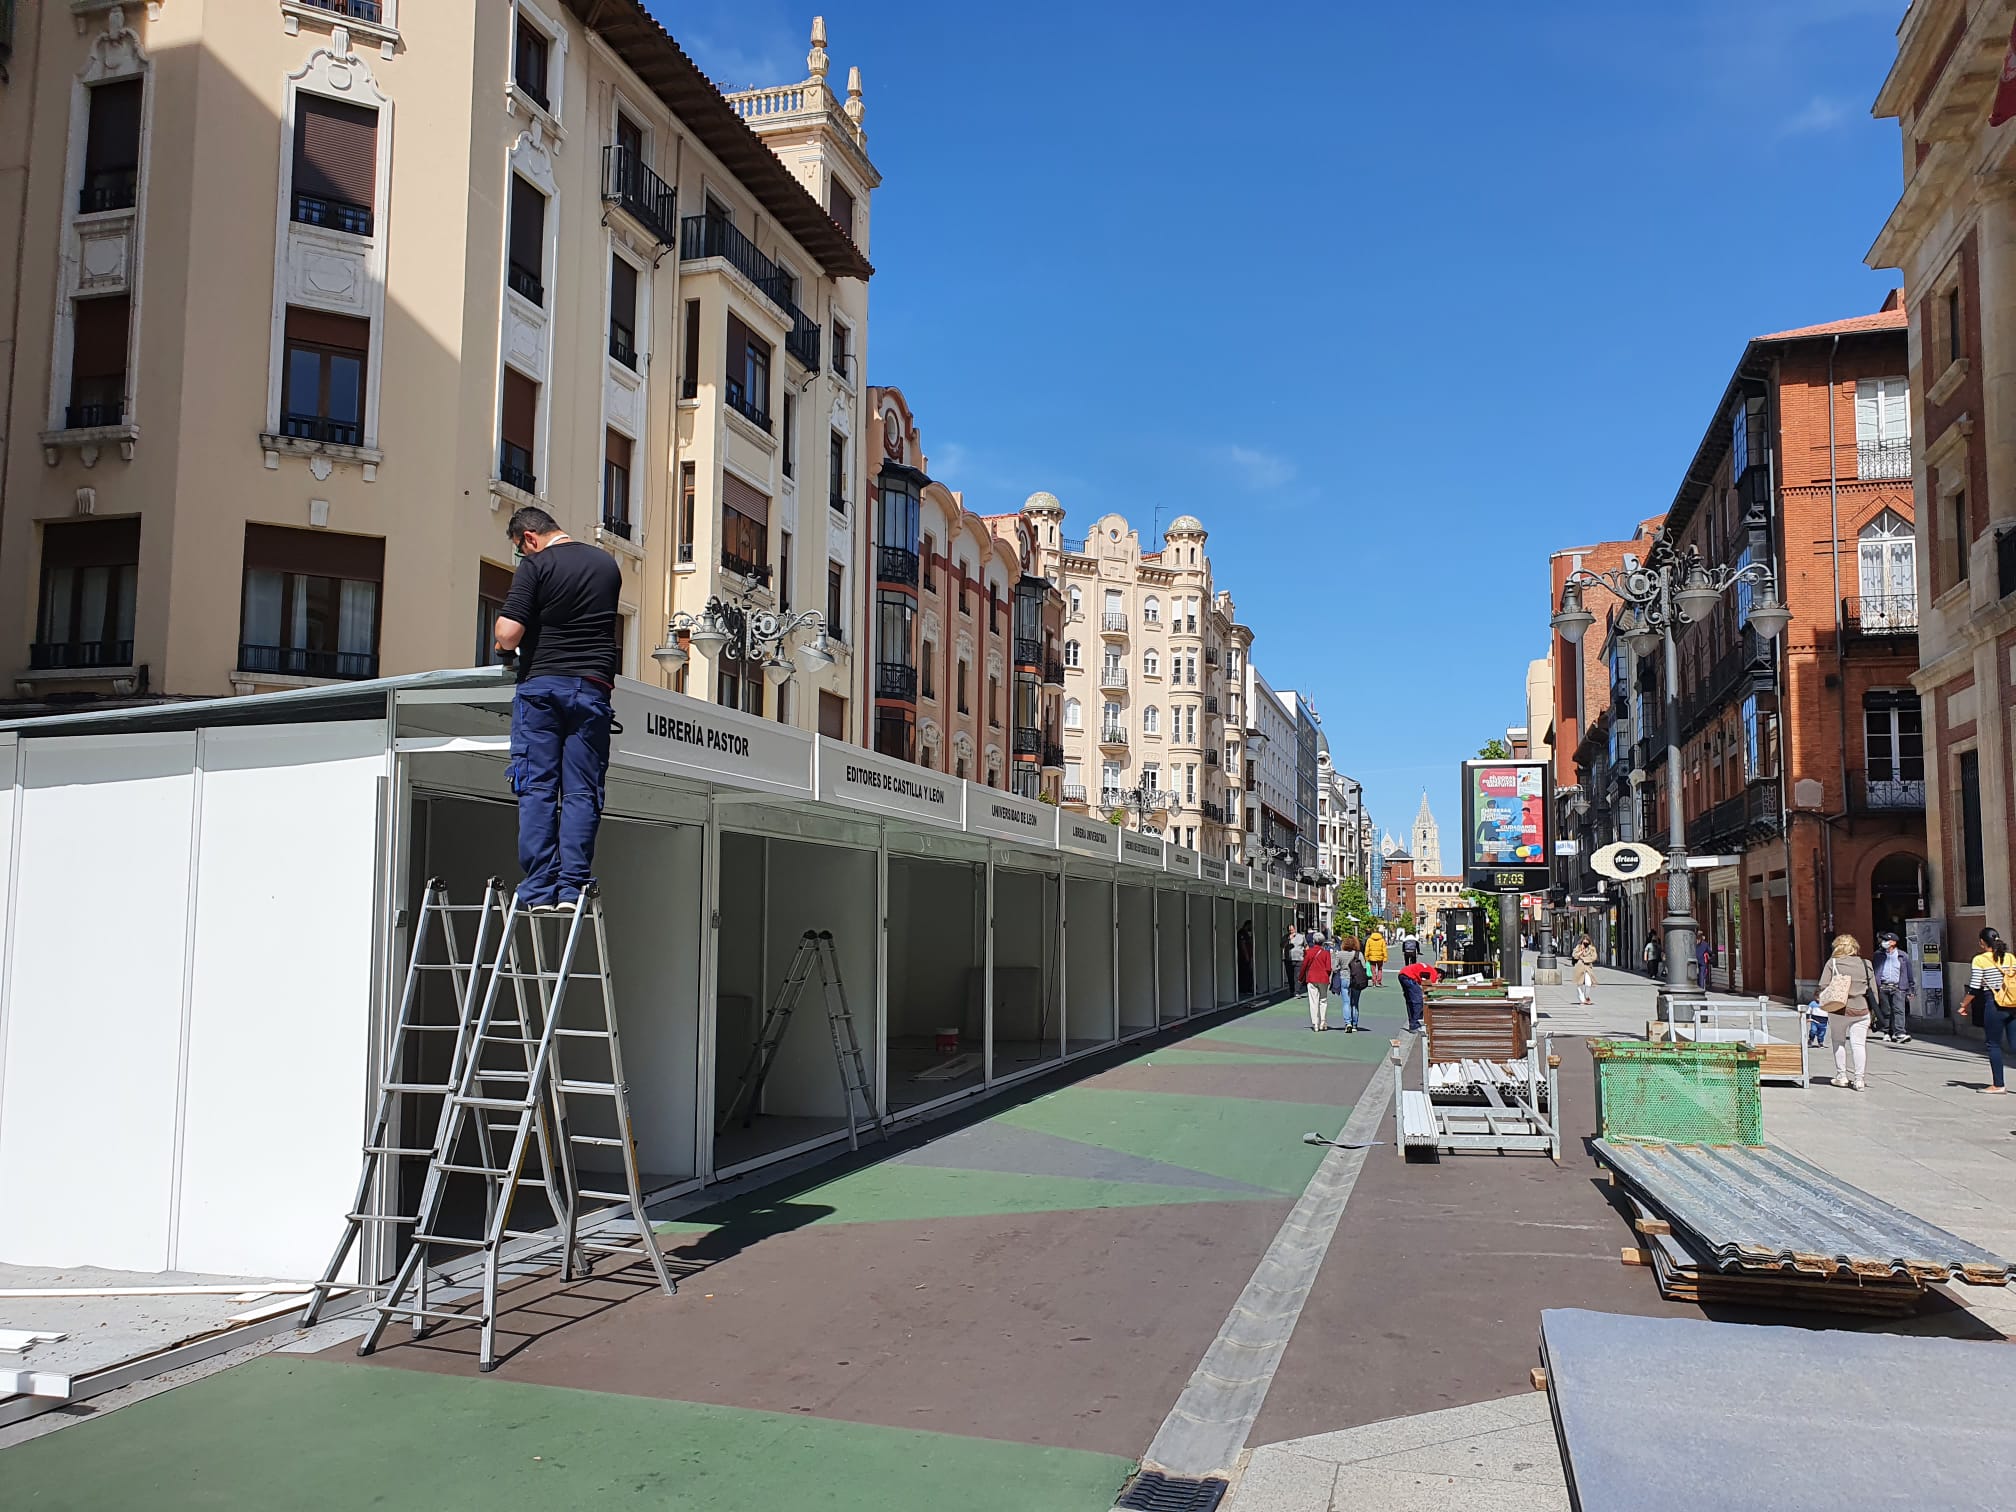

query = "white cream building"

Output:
[[1, 2, 876, 738]]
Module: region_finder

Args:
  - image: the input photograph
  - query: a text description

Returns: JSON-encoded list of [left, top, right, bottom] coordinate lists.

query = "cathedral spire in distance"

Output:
[[1411, 791, 1442, 875]]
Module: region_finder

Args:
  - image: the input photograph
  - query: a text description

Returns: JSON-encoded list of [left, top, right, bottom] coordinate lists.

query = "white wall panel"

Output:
[[174, 723, 385, 1278], [0, 734, 198, 1270]]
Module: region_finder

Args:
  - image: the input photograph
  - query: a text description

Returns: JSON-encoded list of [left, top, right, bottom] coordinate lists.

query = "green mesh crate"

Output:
[[1590, 1040, 1764, 1146]]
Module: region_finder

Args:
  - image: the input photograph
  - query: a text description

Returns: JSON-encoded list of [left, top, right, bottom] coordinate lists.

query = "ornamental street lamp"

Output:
[[1551, 539, 1789, 1004], [652, 589, 835, 686], [1114, 774, 1176, 833]]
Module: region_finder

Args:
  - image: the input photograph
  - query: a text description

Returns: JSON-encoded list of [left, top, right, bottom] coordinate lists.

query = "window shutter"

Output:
[[1853, 379, 1879, 445], [828, 177, 855, 235], [294, 95, 378, 209], [500, 368, 538, 451], [41, 516, 140, 569], [71, 296, 131, 378], [508, 176, 545, 275], [85, 80, 143, 173], [285, 305, 370, 353], [722, 470, 770, 525], [1880, 377, 1909, 442], [244, 522, 385, 581], [726, 313, 752, 369], [606, 429, 631, 468], [480, 560, 515, 603]]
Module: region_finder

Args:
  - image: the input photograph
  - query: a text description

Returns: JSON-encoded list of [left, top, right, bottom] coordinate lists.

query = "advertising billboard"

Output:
[[1462, 759, 1553, 891]]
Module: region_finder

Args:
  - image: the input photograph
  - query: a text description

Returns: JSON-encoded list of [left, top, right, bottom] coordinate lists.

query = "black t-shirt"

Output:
[[497, 540, 621, 682]]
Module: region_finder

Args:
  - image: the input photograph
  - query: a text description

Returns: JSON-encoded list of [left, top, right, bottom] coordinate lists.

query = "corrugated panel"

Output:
[[1597, 1139, 2016, 1285]]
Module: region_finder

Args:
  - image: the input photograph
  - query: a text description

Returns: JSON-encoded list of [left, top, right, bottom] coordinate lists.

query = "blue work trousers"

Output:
[[1400, 978, 1424, 1032], [508, 675, 613, 907]]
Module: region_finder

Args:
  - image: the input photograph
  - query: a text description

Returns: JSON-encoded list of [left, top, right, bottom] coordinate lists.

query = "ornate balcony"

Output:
[[875, 661, 918, 701], [1842, 594, 1918, 637], [1099, 724, 1128, 748], [1101, 612, 1128, 636], [876, 545, 919, 587], [30, 639, 133, 670], [601, 144, 677, 246], [1099, 665, 1128, 690]]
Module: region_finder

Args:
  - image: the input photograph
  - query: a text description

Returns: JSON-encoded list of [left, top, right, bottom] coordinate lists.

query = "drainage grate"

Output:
[[1115, 1471, 1229, 1512]]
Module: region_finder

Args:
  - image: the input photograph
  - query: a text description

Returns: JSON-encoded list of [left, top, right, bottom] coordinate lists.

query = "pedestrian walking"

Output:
[[1572, 935, 1598, 1006], [1873, 931, 1914, 1043], [493, 507, 621, 913], [1961, 927, 2016, 1094], [1397, 960, 1440, 1034], [1334, 935, 1368, 1032], [1288, 927, 1306, 992], [1301, 932, 1334, 1032], [1816, 934, 1877, 1091], [1365, 927, 1388, 986], [1642, 932, 1661, 980], [1695, 936, 1712, 989], [1401, 929, 1420, 967]]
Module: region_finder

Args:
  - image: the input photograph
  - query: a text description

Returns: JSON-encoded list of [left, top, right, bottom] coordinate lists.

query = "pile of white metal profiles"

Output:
[[1539, 1308, 2012, 1512], [0, 668, 1302, 1323], [1392, 996, 1560, 1159], [1598, 1138, 2016, 1313]]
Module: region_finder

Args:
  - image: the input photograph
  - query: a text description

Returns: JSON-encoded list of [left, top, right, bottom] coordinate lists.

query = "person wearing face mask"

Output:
[[1963, 928, 2016, 1094], [1873, 932, 1915, 1044]]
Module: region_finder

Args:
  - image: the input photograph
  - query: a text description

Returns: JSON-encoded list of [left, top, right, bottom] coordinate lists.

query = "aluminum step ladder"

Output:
[[717, 929, 881, 1151], [300, 878, 506, 1327], [354, 888, 675, 1371]]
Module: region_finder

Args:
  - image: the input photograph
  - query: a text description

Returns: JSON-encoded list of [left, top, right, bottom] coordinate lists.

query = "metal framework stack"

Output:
[[1392, 998, 1560, 1159]]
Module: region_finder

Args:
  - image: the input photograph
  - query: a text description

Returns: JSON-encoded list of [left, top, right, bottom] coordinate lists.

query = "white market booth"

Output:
[[0, 670, 1290, 1282]]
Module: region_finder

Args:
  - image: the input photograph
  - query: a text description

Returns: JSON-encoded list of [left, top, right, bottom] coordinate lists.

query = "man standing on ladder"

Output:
[[493, 506, 621, 914]]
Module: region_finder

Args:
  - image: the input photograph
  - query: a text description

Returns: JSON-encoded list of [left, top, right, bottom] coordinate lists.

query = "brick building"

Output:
[[1868, 1, 2016, 1009], [1545, 518, 1665, 792], [1648, 298, 1921, 999], [1382, 849, 1416, 925]]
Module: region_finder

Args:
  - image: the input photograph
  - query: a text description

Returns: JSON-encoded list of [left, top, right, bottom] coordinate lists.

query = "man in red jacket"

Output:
[[1302, 932, 1335, 1031], [1397, 960, 1441, 1034]]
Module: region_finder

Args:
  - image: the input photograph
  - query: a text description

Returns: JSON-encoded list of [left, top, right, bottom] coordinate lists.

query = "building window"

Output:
[[828, 175, 855, 238], [1063, 638, 1080, 668], [988, 674, 1000, 727], [681, 298, 700, 399], [920, 643, 936, 699], [66, 294, 130, 430], [608, 255, 638, 369], [827, 561, 846, 641], [1947, 286, 1964, 366], [513, 10, 551, 109], [238, 523, 383, 680], [877, 590, 914, 694], [1863, 691, 1923, 807], [829, 429, 846, 513], [1064, 697, 1081, 730], [33, 517, 138, 669], [726, 314, 772, 431], [721, 472, 770, 581], [1143, 594, 1160, 624], [875, 709, 915, 762], [782, 392, 797, 478], [1953, 488, 1970, 584], [508, 174, 546, 305], [956, 659, 970, 715], [477, 559, 514, 665], [281, 307, 369, 447], [1856, 508, 1915, 624], [1958, 749, 1984, 909], [1068, 585, 1082, 619], [819, 691, 848, 740], [1854, 376, 1910, 480], [718, 659, 763, 717], [292, 93, 377, 237], [80, 78, 143, 215], [1143, 705, 1160, 736], [921, 532, 937, 591], [779, 530, 793, 612], [678, 462, 696, 563], [500, 367, 538, 491], [831, 320, 853, 383], [1143, 647, 1159, 677], [603, 430, 633, 539]]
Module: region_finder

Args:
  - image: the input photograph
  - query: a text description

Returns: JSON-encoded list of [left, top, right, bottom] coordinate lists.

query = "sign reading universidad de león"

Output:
[[1058, 814, 1120, 858], [818, 737, 963, 829], [966, 784, 1058, 846], [612, 678, 814, 797], [1120, 831, 1166, 868], [1461, 757, 1553, 890]]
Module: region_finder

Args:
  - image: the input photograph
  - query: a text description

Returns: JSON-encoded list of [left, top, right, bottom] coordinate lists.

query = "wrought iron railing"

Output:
[[294, 192, 372, 237], [1014, 636, 1043, 667], [720, 549, 772, 585], [786, 307, 821, 369], [1099, 666, 1127, 689], [1063, 784, 1088, 803], [1856, 437, 1912, 481], [601, 144, 677, 245], [1012, 727, 1042, 756], [680, 215, 792, 314], [300, 0, 384, 19], [609, 326, 637, 370], [507, 260, 544, 305], [875, 661, 918, 700], [1862, 775, 1926, 810], [281, 412, 363, 447], [725, 377, 771, 433], [1099, 725, 1128, 746], [499, 442, 536, 494], [80, 168, 138, 216], [237, 643, 378, 680], [1044, 659, 1066, 685], [877, 545, 919, 586], [1842, 594, 1918, 636], [1043, 742, 1065, 768], [30, 639, 133, 670], [64, 401, 124, 430], [1101, 612, 1128, 633]]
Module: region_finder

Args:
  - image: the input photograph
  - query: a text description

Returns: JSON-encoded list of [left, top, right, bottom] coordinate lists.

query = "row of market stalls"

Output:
[[0, 670, 1304, 1283]]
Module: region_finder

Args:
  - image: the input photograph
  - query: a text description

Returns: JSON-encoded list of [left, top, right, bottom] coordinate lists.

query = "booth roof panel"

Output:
[[0, 667, 508, 739]]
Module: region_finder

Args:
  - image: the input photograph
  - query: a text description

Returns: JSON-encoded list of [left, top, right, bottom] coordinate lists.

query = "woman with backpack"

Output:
[[1816, 933, 1878, 1091], [1333, 934, 1369, 1032], [1962, 927, 2016, 1094]]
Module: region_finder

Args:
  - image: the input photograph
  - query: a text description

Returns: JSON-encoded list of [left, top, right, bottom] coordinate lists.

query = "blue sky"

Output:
[[663, 0, 1910, 852]]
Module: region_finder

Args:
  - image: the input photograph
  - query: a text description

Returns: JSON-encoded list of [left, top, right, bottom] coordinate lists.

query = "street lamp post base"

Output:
[[1534, 965, 1562, 986]]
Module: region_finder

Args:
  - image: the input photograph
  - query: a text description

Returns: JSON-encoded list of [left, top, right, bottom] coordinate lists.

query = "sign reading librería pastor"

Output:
[[612, 679, 814, 796]]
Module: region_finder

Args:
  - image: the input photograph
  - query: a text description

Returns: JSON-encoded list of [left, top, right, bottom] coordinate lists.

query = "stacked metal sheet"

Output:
[[1597, 1138, 2016, 1289], [1541, 1308, 2013, 1512]]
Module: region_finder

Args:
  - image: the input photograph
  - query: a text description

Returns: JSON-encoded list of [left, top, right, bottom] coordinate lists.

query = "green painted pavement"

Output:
[[659, 1160, 1281, 1238], [995, 1088, 1346, 1195], [1, 1356, 1134, 1512]]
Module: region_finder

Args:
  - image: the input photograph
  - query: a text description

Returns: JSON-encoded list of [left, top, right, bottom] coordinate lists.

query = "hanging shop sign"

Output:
[[1590, 841, 1667, 881], [1120, 831, 1167, 869], [612, 679, 814, 797], [1461, 758, 1553, 891], [966, 784, 1058, 847], [1058, 813, 1121, 859], [1554, 838, 1581, 856], [818, 738, 963, 829]]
